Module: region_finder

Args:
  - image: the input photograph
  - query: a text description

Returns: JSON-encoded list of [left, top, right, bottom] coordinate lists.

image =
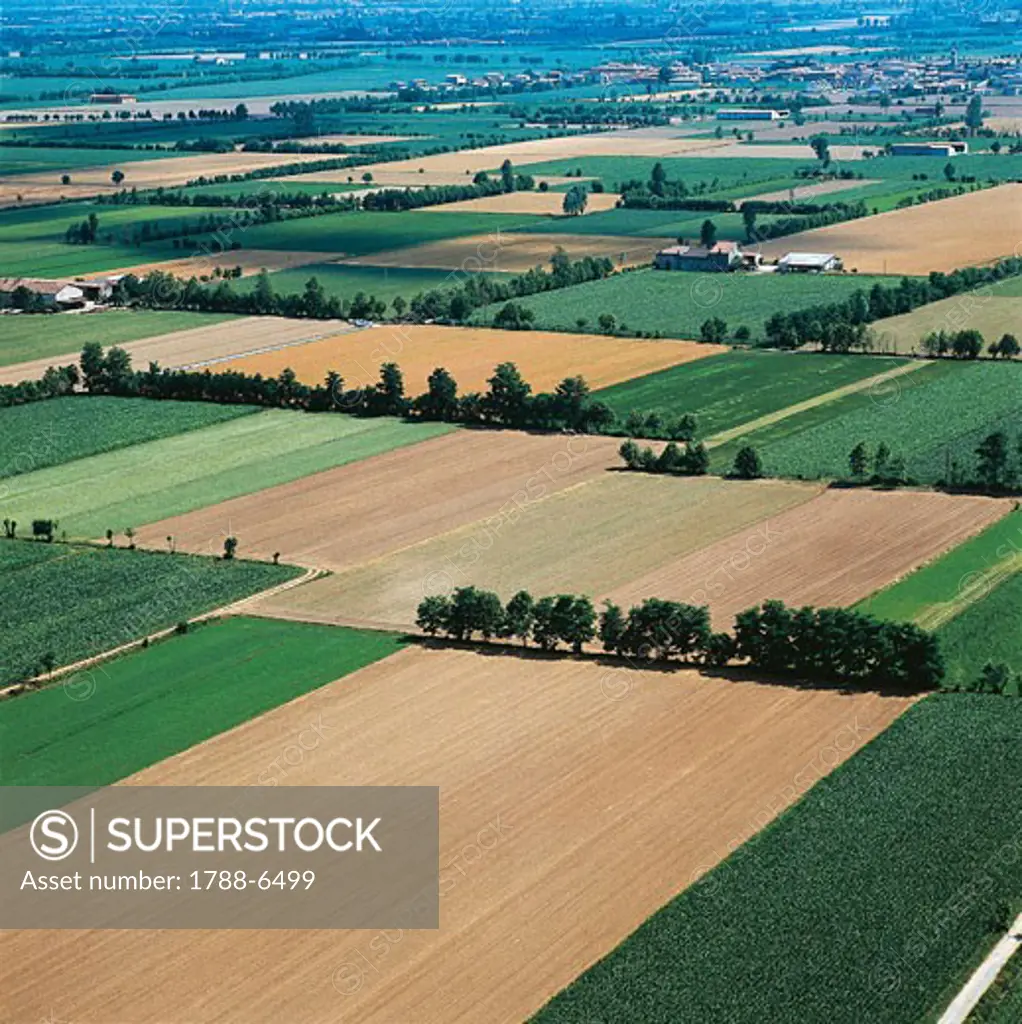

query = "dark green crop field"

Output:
[[728, 361, 1022, 484], [535, 695, 1022, 1024], [475, 267, 902, 340], [596, 350, 905, 436], [0, 396, 258, 478], [0, 616, 402, 786], [0, 541, 301, 686]]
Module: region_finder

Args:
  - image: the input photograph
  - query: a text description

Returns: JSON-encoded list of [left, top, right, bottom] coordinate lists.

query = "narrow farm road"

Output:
[[938, 909, 1022, 1023], [705, 358, 928, 448]]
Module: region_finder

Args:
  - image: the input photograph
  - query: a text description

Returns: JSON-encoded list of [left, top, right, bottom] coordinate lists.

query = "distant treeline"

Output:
[[416, 588, 944, 693]]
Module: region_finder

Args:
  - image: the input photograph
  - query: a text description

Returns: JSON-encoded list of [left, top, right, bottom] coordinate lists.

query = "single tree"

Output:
[[699, 219, 717, 248], [503, 591, 535, 645], [732, 446, 763, 480], [223, 535, 238, 560], [849, 442, 869, 479], [111, 169, 125, 185]]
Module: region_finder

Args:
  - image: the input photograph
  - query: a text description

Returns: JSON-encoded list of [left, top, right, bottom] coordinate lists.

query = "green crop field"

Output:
[[535, 695, 1022, 1024], [0, 542, 301, 686], [856, 509, 1022, 629], [507, 155, 813, 192], [2, 407, 454, 537], [0, 397, 258, 477], [475, 267, 903, 340], [241, 263, 497, 305], [595, 350, 906, 436], [232, 208, 542, 255], [934, 571, 1022, 687], [730, 361, 1022, 484], [0, 144, 182, 175], [0, 615, 402, 785], [0, 309, 237, 367]]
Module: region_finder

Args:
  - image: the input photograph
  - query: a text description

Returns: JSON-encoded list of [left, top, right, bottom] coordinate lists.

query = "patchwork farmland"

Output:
[[5, 14, 1022, 1024], [0, 646, 912, 1022]]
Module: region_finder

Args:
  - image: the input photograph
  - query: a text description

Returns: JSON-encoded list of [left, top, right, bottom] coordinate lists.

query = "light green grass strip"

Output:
[[3, 408, 455, 537]]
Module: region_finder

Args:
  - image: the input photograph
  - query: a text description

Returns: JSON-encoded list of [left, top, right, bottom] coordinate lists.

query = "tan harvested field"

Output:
[[103, 248, 343, 280], [758, 184, 1022, 274], [605, 487, 1013, 629], [0, 315, 351, 386], [739, 177, 882, 205], [870, 293, 1022, 356], [418, 190, 622, 215], [279, 169, 590, 188], [289, 128, 729, 186], [134, 430, 624, 569], [346, 231, 665, 272], [0, 150, 363, 205], [256, 475, 820, 629], [221, 321, 721, 392], [0, 646, 914, 1024], [686, 142, 871, 160]]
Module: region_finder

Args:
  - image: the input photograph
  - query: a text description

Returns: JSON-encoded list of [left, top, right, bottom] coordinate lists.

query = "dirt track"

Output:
[[758, 184, 1022, 274], [346, 231, 666, 272], [0, 315, 351, 385], [0, 646, 914, 1024], [605, 487, 1013, 628], [135, 430, 624, 570], [220, 321, 722, 392]]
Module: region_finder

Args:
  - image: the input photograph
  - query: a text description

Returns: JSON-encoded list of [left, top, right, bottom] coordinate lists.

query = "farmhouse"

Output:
[[889, 141, 968, 157], [654, 241, 743, 272], [0, 277, 85, 309], [777, 252, 843, 273], [88, 92, 137, 105]]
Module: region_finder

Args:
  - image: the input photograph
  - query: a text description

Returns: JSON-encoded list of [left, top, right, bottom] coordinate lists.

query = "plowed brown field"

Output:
[[0, 646, 914, 1024], [345, 231, 664, 272], [605, 487, 1013, 628], [220, 322, 722, 392], [134, 430, 624, 569], [758, 184, 1022, 274], [105, 248, 343, 280], [254, 475, 820, 629]]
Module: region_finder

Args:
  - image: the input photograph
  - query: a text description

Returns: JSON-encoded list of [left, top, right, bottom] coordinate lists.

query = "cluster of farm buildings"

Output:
[[652, 244, 842, 274]]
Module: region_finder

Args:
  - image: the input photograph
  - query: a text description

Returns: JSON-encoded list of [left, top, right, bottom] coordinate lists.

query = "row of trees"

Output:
[[619, 439, 764, 480], [762, 256, 1022, 351], [416, 589, 944, 692], [921, 330, 1019, 360], [106, 249, 614, 326]]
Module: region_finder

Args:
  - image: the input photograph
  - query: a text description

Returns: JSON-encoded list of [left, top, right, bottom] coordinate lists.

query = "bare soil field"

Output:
[[605, 487, 1012, 629], [346, 231, 665, 272], [0, 315, 350, 385], [0, 646, 913, 1024], [870, 294, 1022, 356], [103, 248, 344, 280], [256, 475, 820, 629], [0, 150, 363, 205], [134, 430, 624, 569], [759, 184, 1022, 274], [220, 321, 721, 393], [418, 190, 622, 215], [739, 177, 882, 205]]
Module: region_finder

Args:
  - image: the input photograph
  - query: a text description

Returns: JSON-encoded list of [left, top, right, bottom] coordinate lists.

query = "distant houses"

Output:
[[715, 108, 787, 121], [652, 245, 841, 274], [0, 276, 117, 311], [653, 242, 762, 272]]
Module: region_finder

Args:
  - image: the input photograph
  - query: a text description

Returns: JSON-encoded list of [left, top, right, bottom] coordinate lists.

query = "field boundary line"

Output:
[[937, 908, 1022, 1023], [7, 565, 327, 693], [705, 360, 927, 448]]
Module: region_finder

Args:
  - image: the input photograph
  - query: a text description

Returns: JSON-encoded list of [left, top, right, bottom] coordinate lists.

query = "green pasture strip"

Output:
[[0, 615, 402, 785]]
